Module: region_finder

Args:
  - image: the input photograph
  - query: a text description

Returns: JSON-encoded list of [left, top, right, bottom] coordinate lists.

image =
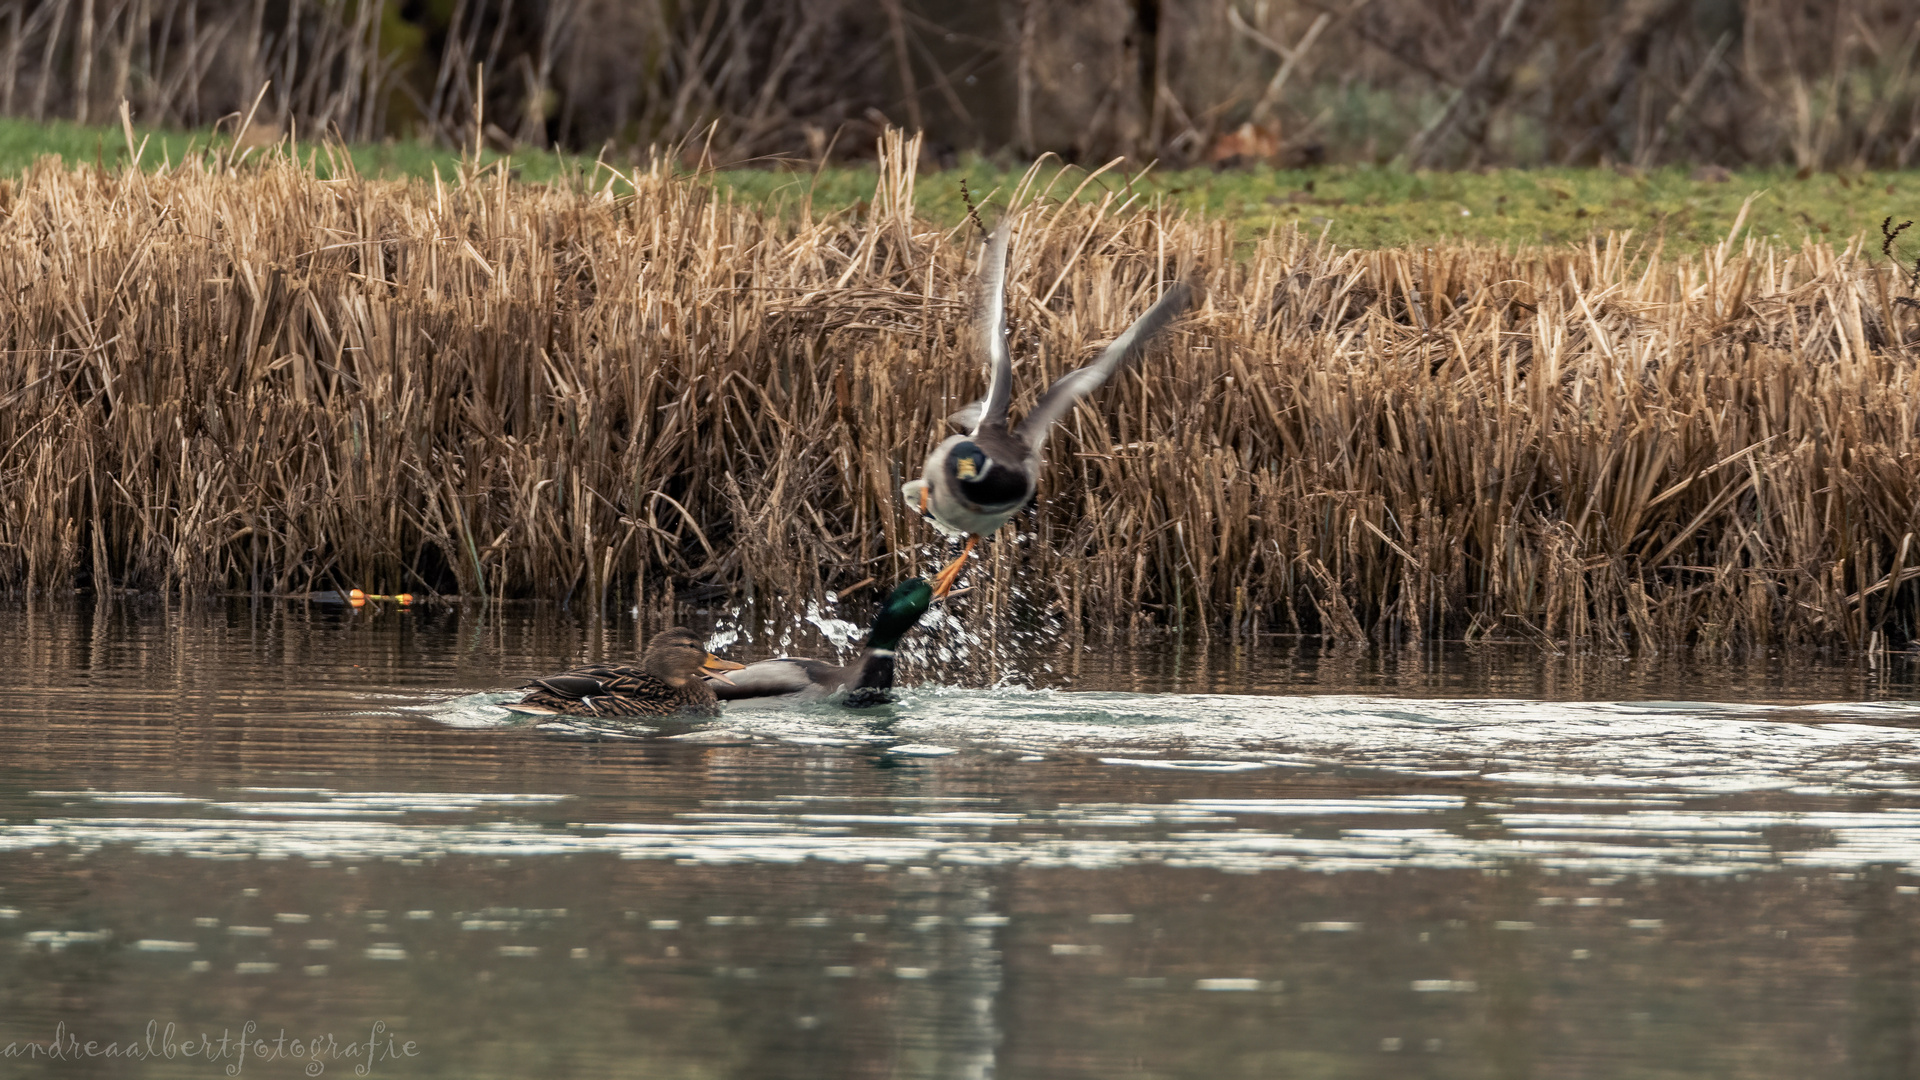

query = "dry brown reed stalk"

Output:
[[1, 132, 1919, 654]]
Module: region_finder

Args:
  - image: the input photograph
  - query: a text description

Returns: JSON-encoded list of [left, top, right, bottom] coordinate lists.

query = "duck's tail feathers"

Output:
[[521, 673, 612, 699], [1015, 279, 1192, 448]]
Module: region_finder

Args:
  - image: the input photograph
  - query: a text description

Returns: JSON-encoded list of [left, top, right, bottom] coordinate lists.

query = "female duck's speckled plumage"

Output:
[[902, 221, 1191, 596], [510, 628, 744, 718]]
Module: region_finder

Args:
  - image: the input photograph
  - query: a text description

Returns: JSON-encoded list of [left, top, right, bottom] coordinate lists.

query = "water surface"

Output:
[[4, 599, 1920, 1078]]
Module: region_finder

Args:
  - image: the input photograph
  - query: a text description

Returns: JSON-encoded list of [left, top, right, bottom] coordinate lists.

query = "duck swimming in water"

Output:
[[506, 627, 745, 719], [713, 578, 934, 707], [902, 221, 1191, 597]]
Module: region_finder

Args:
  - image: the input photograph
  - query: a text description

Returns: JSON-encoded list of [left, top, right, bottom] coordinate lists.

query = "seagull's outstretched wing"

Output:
[[966, 221, 1014, 434], [1014, 280, 1191, 449]]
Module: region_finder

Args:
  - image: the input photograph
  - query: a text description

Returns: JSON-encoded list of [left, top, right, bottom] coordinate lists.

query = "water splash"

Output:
[[687, 525, 1071, 685], [889, 530, 1067, 689], [702, 590, 864, 664], [801, 600, 862, 654]]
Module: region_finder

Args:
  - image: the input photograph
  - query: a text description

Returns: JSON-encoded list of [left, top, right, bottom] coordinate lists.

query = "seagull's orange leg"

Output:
[[929, 536, 978, 598]]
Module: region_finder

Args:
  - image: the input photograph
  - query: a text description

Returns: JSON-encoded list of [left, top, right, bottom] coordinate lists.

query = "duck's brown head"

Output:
[[642, 628, 745, 688]]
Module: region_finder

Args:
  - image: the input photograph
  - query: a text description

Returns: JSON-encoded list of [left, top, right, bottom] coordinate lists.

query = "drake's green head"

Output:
[[866, 577, 934, 651]]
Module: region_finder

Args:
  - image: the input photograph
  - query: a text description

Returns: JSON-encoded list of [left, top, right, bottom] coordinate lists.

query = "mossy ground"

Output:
[[3, 115, 1918, 258], [721, 159, 1920, 257]]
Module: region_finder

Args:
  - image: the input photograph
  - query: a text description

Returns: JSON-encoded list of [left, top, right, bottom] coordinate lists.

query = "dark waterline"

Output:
[[4, 598, 1920, 1079], [10, 595, 1920, 704]]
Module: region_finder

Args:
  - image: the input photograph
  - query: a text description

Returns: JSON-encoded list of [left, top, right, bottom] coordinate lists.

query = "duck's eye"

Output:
[[956, 456, 979, 479]]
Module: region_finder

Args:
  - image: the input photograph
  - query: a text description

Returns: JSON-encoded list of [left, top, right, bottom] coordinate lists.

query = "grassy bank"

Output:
[[729, 160, 1920, 253], [0, 115, 578, 185], [2, 131, 1919, 650], [8, 115, 1920, 252]]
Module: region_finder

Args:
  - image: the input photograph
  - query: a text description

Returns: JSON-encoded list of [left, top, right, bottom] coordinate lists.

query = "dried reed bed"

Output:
[[1, 133, 1918, 651]]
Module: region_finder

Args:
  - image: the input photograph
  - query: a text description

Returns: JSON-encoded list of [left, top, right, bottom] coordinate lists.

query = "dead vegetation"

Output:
[[1, 132, 1918, 651]]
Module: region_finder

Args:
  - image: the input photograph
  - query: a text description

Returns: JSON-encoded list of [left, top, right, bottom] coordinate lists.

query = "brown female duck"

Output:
[[506, 627, 745, 718]]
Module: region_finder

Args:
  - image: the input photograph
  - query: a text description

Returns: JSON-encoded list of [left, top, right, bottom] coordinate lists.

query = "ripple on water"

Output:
[[7, 758, 1920, 877], [413, 689, 1920, 798], [13, 656, 1920, 881]]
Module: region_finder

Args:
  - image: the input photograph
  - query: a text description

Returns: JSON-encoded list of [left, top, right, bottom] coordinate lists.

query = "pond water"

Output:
[[5, 598, 1920, 1078]]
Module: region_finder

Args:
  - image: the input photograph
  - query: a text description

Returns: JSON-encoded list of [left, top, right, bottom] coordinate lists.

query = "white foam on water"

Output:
[[671, 690, 1920, 798], [400, 687, 1920, 806]]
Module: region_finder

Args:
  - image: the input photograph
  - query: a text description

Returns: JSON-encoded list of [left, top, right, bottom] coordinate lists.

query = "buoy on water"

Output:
[[309, 589, 414, 607]]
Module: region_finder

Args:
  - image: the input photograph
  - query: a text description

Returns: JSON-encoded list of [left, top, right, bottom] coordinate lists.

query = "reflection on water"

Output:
[[3, 598, 1920, 1078]]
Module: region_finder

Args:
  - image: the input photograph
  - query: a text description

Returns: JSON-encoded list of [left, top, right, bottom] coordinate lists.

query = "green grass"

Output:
[[6, 114, 1920, 256], [724, 158, 1920, 255], [0, 114, 578, 184]]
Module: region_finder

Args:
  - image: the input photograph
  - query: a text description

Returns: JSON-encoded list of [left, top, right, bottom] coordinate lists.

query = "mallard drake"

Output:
[[505, 627, 745, 718], [713, 578, 934, 707], [902, 221, 1191, 597]]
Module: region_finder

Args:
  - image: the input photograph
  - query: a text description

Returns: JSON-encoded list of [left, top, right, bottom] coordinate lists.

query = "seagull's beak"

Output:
[[702, 654, 746, 685]]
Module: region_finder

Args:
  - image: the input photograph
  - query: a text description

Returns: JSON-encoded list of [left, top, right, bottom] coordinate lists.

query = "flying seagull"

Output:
[[901, 221, 1192, 597]]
